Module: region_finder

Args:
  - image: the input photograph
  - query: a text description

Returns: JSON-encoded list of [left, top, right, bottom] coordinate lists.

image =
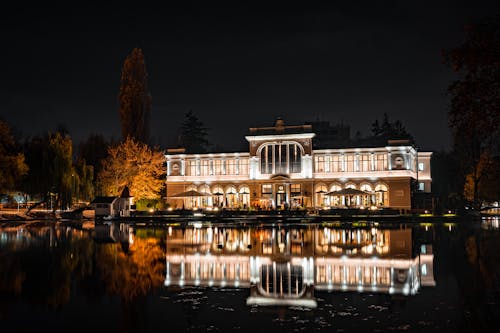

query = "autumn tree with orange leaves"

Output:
[[97, 137, 165, 200]]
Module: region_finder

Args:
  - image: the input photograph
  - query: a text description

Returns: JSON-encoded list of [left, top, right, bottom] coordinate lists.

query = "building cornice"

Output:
[[245, 133, 316, 142]]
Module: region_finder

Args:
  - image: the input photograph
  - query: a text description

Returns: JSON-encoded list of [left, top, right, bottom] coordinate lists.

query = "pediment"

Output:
[[270, 173, 291, 181]]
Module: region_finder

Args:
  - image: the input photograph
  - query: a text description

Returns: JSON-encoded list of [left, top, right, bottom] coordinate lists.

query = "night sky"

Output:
[[1, 2, 499, 152]]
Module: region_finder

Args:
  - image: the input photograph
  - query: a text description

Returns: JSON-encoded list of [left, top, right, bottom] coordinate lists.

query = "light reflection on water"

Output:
[[0, 219, 499, 332], [163, 224, 435, 308]]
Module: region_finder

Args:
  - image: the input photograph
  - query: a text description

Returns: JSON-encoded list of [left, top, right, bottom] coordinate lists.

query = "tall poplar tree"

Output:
[[118, 48, 152, 143]]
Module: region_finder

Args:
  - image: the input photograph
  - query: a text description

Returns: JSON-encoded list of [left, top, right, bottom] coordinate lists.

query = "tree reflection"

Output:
[[458, 228, 500, 330], [0, 233, 94, 309], [96, 237, 165, 302]]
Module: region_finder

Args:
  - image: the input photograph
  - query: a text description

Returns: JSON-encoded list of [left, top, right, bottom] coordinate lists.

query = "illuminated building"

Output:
[[165, 118, 432, 211]]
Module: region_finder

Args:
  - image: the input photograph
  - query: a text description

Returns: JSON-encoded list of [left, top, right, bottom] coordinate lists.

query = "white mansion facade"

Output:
[[165, 118, 432, 211]]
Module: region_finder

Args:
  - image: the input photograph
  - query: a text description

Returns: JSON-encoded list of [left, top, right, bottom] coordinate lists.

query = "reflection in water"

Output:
[[164, 224, 436, 307], [3, 219, 500, 331], [482, 216, 499, 230]]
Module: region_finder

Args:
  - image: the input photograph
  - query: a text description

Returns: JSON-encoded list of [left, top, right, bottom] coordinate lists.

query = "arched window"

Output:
[[329, 184, 342, 207], [360, 183, 372, 192], [226, 185, 238, 208], [360, 183, 373, 206], [199, 185, 212, 208], [239, 186, 251, 207], [212, 185, 224, 207], [375, 183, 388, 206], [315, 184, 328, 207], [185, 185, 198, 208], [259, 142, 303, 174]]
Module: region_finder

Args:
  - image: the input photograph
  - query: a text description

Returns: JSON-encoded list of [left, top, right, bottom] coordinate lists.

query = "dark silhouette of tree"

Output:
[[178, 111, 210, 153], [77, 133, 112, 181], [0, 119, 28, 193], [369, 113, 414, 145], [443, 16, 500, 209], [118, 48, 152, 143], [22, 132, 82, 211], [46, 132, 74, 210], [431, 151, 464, 212]]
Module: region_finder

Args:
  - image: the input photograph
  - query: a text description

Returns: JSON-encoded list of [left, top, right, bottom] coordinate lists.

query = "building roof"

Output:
[[120, 186, 132, 198], [248, 117, 313, 136], [91, 196, 117, 204]]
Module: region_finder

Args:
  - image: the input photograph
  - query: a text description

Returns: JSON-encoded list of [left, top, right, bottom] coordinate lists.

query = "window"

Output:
[[315, 156, 325, 172], [201, 160, 209, 176], [260, 142, 302, 174], [418, 182, 425, 191], [346, 154, 355, 172], [188, 160, 197, 176], [289, 144, 301, 173], [214, 160, 222, 175], [262, 184, 272, 194], [239, 159, 249, 175], [331, 155, 341, 172], [360, 154, 370, 172], [418, 162, 424, 171], [375, 154, 387, 171], [226, 159, 236, 175], [291, 184, 301, 195]]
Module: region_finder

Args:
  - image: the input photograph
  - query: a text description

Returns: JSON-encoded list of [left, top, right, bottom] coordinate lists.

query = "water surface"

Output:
[[1, 218, 499, 332]]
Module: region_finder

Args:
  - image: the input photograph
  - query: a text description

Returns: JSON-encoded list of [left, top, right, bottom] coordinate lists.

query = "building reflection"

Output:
[[164, 224, 435, 308]]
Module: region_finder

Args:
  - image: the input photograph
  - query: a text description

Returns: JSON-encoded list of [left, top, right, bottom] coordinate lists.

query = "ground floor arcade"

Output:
[[165, 177, 413, 211]]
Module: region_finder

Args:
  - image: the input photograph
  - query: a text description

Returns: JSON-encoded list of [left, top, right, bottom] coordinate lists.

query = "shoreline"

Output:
[[1, 208, 491, 229]]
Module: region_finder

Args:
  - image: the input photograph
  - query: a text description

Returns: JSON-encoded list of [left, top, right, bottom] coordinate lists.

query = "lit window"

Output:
[[421, 264, 427, 275], [418, 162, 424, 171], [262, 184, 272, 194], [259, 142, 302, 174], [418, 182, 425, 191]]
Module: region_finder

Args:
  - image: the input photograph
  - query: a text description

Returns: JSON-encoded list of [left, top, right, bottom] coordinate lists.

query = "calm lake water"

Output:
[[1, 218, 499, 333]]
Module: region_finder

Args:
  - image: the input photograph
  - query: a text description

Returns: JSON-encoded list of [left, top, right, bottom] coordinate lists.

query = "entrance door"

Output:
[[275, 184, 287, 209], [276, 193, 287, 209]]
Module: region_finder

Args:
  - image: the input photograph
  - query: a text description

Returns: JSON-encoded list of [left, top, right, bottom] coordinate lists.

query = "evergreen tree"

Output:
[[118, 48, 152, 143], [178, 111, 210, 153], [370, 113, 414, 143]]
